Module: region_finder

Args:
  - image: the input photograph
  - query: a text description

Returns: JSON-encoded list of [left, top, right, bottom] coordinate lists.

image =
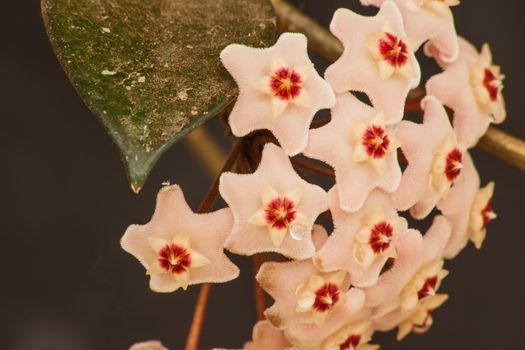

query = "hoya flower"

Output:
[[129, 341, 168, 350], [365, 216, 451, 317], [319, 321, 379, 350], [314, 188, 409, 288], [256, 258, 365, 329], [392, 96, 466, 219], [360, 0, 460, 62], [304, 92, 401, 212], [374, 294, 449, 340], [121, 185, 239, 293], [213, 320, 291, 350], [437, 154, 496, 257], [426, 38, 506, 147], [325, 2, 420, 124], [219, 143, 328, 260], [220, 33, 336, 156]]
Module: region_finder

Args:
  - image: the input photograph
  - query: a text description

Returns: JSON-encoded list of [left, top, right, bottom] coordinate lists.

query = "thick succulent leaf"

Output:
[[41, 0, 276, 192]]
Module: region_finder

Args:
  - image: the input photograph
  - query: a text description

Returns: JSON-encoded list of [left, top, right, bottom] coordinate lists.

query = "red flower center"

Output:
[[483, 68, 500, 102], [264, 197, 297, 230], [417, 276, 438, 300], [412, 310, 434, 334], [339, 334, 361, 350], [445, 148, 463, 182], [270, 67, 303, 101], [362, 125, 390, 159], [369, 221, 394, 254], [158, 244, 191, 274], [379, 33, 409, 68], [313, 283, 340, 312], [481, 200, 495, 229]]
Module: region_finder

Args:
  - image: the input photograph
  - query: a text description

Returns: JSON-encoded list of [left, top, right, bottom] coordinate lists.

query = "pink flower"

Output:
[[325, 2, 420, 124], [360, 0, 460, 62], [256, 258, 367, 346], [121, 185, 239, 293], [213, 320, 291, 350], [374, 294, 449, 340], [392, 96, 466, 219], [426, 38, 506, 147], [304, 92, 401, 212], [219, 143, 328, 260], [129, 341, 168, 350], [314, 188, 409, 288], [438, 153, 496, 258], [364, 216, 451, 317], [221, 33, 336, 156]]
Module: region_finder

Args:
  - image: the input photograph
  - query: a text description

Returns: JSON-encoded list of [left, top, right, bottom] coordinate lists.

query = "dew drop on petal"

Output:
[[289, 223, 308, 240]]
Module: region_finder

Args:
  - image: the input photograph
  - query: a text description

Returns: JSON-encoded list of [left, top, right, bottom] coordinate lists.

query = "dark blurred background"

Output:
[[1, 1, 524, 349]]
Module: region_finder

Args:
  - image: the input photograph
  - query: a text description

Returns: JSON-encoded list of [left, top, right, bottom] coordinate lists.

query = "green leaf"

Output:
[[41, 0, 276, 192]]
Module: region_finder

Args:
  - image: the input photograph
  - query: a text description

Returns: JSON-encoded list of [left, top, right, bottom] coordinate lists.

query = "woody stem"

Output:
[[184, 139, 243, 350]]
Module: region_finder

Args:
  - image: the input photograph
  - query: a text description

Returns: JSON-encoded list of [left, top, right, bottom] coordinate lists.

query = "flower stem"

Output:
[[184, 139, 243, 350], [291, 157, 335, 178]]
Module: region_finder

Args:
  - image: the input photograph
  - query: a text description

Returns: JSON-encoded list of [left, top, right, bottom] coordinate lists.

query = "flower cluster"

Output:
[[123, 1, 505, 349]]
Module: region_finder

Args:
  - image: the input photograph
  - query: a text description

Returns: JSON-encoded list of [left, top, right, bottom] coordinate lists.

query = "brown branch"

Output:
[[273, 0, 525, 173], [292, 157, 335, 178], [184, 139, 243, 350], [478, 127, 525, 172]]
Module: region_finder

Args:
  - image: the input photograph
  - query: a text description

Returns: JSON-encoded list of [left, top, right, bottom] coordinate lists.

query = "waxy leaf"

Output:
[[41, 0, 276, 192]]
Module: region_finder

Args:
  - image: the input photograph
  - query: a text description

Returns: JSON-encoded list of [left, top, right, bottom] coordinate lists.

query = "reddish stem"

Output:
[[291, 157, 335, 178], [184, 139, 243, 350]]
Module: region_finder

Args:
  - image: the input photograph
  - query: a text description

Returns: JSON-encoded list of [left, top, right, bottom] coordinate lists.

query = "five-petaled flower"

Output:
[[426, 38, 506, 147], [393, 96, 466, 219], [321, 321, 379, 350], [325, 2, 420, 124], [219, 143, 328, 260], [361, 0, 460, 63], [221, 32, 336, 156], [305, 92, 401, 212], [315, 188, 408, 288], [121, 185, 239, 293]]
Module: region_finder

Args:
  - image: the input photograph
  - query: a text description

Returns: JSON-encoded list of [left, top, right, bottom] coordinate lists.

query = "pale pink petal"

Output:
[[360, 0, 459, 62], [392, 96, 461, 218], [121, 185, 239, 293], [129, 340, 168, 350], [304, 92, 402, 212], [426, 37, 506, 147], [325, 2, 421, 124], [437, 153, 480, 258], [365, 216, 451, 311], [256, 259, 351, 329], [219, 143, 328, 260], [314, 188, 408, 288], [284, 289, 368, 348], [221, 33, 336, 156], [212, 321, 290, 350]]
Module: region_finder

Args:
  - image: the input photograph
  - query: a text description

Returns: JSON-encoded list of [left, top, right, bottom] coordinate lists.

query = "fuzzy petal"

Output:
[[314, 188, 408, 288], [325, 2, 421, 124], [304, 92, 402, 213], [121, 185, 239, 293], [220, 143, 328, 260], [221, 33, 336, 156]]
